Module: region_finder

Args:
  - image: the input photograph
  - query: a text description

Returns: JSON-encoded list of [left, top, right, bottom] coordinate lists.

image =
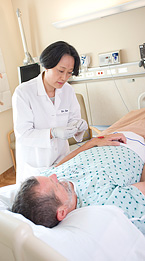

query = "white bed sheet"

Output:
[[0, 184, 145, 261], [116, 131, 145, 162]]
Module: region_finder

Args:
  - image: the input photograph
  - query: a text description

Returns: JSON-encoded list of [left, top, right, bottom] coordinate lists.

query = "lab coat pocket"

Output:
[[56, 109, 69, 126]]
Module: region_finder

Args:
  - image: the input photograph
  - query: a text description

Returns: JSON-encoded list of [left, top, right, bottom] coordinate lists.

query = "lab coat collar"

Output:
[[55, 85, 67, 109], [55, 89, 61, 109], [37, 72, 47, 96], [36, 72, 64, 108]]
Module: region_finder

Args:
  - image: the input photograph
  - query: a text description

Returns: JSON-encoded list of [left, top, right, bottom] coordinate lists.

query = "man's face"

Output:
[[36, 175, 77, 213]]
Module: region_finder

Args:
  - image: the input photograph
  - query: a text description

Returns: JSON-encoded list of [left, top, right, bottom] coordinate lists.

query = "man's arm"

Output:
[[56, 133, 126, 166]]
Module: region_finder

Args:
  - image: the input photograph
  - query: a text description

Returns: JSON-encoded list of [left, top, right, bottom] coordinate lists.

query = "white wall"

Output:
[[11, 0, 145, 65], [0, 0, 24, 174]]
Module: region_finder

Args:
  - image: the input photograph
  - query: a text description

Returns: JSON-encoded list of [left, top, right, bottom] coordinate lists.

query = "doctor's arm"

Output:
[[56, 133, 126, 166], [12, 89, 52, 148]]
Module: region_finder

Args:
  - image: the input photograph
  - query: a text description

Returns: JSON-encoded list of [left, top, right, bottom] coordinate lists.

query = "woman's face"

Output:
[[44, 54, 75, 90]]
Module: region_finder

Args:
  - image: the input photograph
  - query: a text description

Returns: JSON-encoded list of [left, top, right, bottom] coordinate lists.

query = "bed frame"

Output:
[[0, 211, 66, 261]]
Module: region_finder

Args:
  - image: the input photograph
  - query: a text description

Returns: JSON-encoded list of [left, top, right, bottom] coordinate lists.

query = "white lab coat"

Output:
[[12, 73, 84, 183]]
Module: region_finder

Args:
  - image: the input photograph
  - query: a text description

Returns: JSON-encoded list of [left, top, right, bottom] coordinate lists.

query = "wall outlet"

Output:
[[96, 71, 104, 76], [99, 50, 120, 67], [86, 72, 94, 77]]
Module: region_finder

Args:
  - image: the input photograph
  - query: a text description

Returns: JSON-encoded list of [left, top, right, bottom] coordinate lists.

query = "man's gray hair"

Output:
[[11, 176, 62, 228]]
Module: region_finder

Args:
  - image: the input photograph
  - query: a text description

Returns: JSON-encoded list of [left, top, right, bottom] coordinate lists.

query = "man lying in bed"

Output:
[[12, 119, 145, 236]]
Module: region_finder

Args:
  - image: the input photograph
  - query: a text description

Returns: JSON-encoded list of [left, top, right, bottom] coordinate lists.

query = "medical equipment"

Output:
[[17, 63, 40, 83], [16, 9, 34, 65], [99, 50, 120, 67], [139, 43, 145, 69], [80, 54, 90, 69], [16, 9, 40, 83]]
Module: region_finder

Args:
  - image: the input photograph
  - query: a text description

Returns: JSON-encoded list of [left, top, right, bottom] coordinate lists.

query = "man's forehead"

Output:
[[36, 176, 48, 182], [34, 177, 55, 197], [36, 176, 51, 190]]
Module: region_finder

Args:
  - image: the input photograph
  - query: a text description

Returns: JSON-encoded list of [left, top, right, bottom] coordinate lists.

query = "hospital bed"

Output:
[[0, 187, 145, 261], [1, 108, 145, 261]]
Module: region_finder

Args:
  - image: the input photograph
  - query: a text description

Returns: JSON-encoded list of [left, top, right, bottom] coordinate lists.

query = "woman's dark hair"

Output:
[[39, 41, 80, 76], [11, 177, 62, 228]]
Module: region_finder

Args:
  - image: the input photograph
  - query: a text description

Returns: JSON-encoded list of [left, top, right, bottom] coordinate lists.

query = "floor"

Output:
[[0, 167, 16, 187]]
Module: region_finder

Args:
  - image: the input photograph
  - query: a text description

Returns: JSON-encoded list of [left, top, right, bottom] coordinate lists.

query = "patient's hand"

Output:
[[56, 133, 127, 167], [90, 133, 127, 147]]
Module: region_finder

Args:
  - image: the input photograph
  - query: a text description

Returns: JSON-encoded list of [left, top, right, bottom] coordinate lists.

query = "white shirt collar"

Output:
[[37, 72, 46, 96]]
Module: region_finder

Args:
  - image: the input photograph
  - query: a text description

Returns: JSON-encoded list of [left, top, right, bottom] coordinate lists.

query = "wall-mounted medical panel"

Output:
[[99, 50, 121, 67], [70, 62, 145, 82]]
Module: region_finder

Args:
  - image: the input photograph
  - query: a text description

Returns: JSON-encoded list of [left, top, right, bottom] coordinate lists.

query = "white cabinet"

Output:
[[86, 80, 127, 125], [71, 75, 145, 126]]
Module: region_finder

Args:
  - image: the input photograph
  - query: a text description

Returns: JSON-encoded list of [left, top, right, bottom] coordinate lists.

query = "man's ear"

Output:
[[57, 205, 68, 221]]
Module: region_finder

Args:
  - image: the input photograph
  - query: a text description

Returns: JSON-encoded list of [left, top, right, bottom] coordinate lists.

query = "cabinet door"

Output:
[[87, 76, 145, 125], [115, 77, 145, 110], [87, 80, 127, 125]]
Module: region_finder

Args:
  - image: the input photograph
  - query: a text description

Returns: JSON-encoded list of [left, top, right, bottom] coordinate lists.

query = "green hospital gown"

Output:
[[40, 146, 145, 235]]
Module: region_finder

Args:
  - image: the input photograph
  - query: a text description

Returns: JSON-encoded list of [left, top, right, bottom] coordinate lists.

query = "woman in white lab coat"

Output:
[[12, 41, 88, 183]]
